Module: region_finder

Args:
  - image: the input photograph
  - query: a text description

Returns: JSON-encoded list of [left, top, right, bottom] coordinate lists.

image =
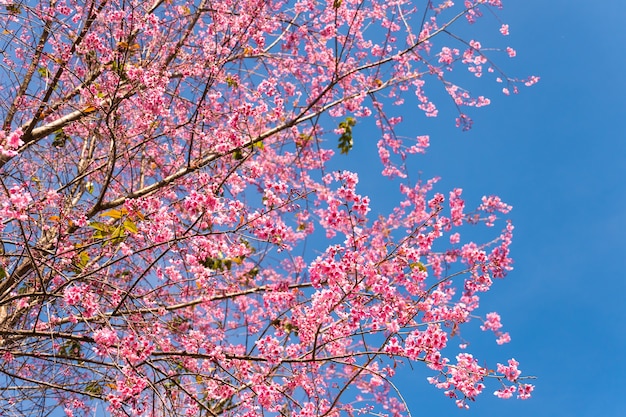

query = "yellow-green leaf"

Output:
[[85, 381, 103, 396], [123, 219, 138, 234], [37, 67, 50, 78], [89, 221, 111, 233], [75, 251, 89, 270], [111, 226, 125, 239], [409, 262, 427, 272], [101, 208, 127, 219]]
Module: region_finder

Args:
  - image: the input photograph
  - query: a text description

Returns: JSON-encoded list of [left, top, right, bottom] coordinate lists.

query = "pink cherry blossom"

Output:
[[494, 385, 516, 399], [497, 358, 523, 382], [507, 47, 517, 57], [0, 0, 536, 415], [518, 383, 535, 399]]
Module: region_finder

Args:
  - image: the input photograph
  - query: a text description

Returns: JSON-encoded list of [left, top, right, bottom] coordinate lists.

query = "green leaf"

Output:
[[93, 230, 107, 239], [52, 130, 68, 147], [59, 340, 81, 358], [110, 61, 121, 73], [247, 266, 260, 279], [123, 219, 138, 234], [111, 226, 125, 239], [225, 75, 238, 88], [337, 133, 353, 155], [89, 221, 111, 233], [337, 117, 356, 155], [284, 322, 298, 335], [5, 4, 21, 14], [85, 381, 103, 396], [90, 221, 115, 241], [75, 251, 89, 270], [409, 262, 427, 272], [296, 134, 312, 148], [37, 67, 50, 78], [223, 259, 232, 270], [201, 257, 222, 270], [101, 208, 127, 219]]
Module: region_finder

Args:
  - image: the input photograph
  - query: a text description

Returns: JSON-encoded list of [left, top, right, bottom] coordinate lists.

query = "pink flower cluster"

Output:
[[439, 46, 460, 66], [63, 284, 86, 306], [1, 185, 32, 221], [255, 335, 284, 364], [429, 353, 488, 409], [449, 188, 465, 226], [93, 328, 119, 356], [119, 333, 154, 364], [493, 359, 534, 399], [497, 358, 522, 382], [480, 312, 511, 344], [107, 367, 148, 413], [0, 128, 23, 157], [404, 325, 448, 360], [62, 284, 98, 317]]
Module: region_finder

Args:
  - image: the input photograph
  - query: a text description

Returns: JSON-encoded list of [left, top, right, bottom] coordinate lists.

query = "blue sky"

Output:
[[333, 1, 626, 416]]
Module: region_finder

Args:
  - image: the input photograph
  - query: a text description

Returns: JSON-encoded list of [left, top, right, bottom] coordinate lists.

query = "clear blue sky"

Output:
[[332, 1, 626, 416]]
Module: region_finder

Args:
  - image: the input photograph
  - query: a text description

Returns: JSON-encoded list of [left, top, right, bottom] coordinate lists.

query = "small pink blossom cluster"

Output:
[[439, 46, 460, 66], [493, 384, 517, 399], [63, 284, 87, 306], [62, 399, 85, 417], [119, 333, 154, 364], [1, 184, 32, 221], [404, 325, 448, 360], [507, 46, 517, 58], [456, 113, 473, 131], [525, 75, 541, 86], [315, 171, 371, 237], [62, 284, 98, 318], [480, 312, 502, 332], [0, 128, 23, 157], [464, 1, 484, 24], [493, 359, 534, 399], [463, 40, 488, 78], [255, 335, 284, 364], [255, 382, 283, 411], [480, 312, 511, 344], [144, 206, 175, 243], [518, 383, 535, 399], [414, 79, 439, 117], [449, 188, 465, 226], [429, 353, 488, 409], [107, 367, 148, 414], [183, 189, 218, 216], [479, 195, 512, 226], [249, 211, 293, 249], [93, 327, 119, 356], [445, 84, 491, 109], [498, 358, 522, 381]]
